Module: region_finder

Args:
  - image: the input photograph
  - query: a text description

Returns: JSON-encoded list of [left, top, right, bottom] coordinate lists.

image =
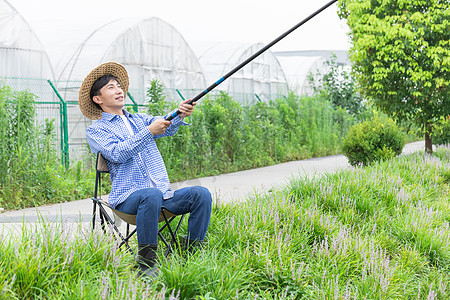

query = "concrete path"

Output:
[[0, 141, 425, 236]]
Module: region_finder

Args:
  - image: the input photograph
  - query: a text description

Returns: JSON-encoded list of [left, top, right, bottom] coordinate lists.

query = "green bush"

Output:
[[432, 116, 450, 145], [342, 114, 405, 166], [152, 91, 356, 181], [0, 86, 99, 210]]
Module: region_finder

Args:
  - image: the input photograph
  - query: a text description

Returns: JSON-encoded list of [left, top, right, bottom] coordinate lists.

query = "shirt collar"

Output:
[[101, 109, 131, 121]]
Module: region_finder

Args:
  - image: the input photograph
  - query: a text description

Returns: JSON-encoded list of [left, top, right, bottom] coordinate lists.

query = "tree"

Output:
[[310, 54, 366, 118], [338, 0, 450, 153]]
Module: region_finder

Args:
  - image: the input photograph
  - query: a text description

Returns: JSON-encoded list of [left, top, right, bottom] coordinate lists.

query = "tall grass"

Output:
[[157, 92, 355, 181], [2, 146, 448, 299], [0, 87, 99, 211], [0, 222, 171, 299], [166, 146, 450, 299]]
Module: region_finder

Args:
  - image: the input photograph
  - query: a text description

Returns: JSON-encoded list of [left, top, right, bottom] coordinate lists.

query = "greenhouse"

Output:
[[0, 0, 68, 163], [52, 17, 206, 159], [194, 42, 289, 105], [0, 0, 54, 80], [275, 55, 326, 96], [1, 0, 333, 162], [56, 17, 206, 104]]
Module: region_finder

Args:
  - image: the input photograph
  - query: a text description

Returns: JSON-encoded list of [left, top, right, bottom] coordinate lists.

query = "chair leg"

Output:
[[93, 200, 186, 258], [160, 210, 187, 257], [161, 210, 177, 240], [118, 228, 137, 253], [168, 215, 186, 256], [165, 216, 187, 257], [174, 215, 185, 234], [92, 201, 97, 231], [98, 204, 134, 255], [99, 209, 107, 233], [162, 211, 177, 255], [158, 232, 171, 251]]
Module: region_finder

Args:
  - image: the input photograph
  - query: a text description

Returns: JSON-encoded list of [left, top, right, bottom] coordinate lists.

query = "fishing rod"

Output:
[[166, 0, 338, 121]]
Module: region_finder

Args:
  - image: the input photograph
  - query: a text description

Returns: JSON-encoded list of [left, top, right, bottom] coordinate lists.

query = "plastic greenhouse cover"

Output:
[[0, 0, 54, 79], [192, 41, 289, 105], [276, 55, 326, 96], [56, 17, 206, 104]]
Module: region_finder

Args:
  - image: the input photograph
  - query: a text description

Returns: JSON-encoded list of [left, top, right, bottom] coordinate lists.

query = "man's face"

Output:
[[92, 79, 124, 113]]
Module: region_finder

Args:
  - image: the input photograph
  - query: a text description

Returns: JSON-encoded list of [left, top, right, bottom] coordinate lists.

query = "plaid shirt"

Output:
[[86, 109, 188, 208]]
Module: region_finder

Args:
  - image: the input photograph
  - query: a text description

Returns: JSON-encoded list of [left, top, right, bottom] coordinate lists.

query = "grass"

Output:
[[1, 146, 448, 299]]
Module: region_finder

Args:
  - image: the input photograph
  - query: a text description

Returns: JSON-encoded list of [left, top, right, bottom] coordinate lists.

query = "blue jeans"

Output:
[[115, 186, 212, 245]]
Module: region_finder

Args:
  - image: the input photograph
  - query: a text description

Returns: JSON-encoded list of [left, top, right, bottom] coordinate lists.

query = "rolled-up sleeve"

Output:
[[86, 125, 153, 163]]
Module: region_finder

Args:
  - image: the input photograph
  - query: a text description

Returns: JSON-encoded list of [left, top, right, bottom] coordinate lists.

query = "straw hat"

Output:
[[78, 62, 129, 120]]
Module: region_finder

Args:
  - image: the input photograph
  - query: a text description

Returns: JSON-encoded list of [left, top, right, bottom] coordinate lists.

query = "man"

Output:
[[78, 62, 212, 276]]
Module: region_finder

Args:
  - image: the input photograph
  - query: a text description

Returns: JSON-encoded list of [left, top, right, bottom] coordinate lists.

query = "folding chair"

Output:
[[91, 153, 185, 256]]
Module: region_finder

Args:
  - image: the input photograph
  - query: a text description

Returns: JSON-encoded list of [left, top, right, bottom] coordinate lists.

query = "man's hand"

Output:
[[148, 119, 172, 135], [178, 99, 196, 118]]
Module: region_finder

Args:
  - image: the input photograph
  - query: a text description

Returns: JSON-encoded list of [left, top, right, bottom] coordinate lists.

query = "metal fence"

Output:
[[0, 77, 70, 167], [1, 77, 150, 167], [0, 77, 271, 167]]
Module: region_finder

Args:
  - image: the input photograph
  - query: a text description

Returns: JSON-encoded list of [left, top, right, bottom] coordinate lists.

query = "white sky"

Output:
[[8, 0, 351, 54]]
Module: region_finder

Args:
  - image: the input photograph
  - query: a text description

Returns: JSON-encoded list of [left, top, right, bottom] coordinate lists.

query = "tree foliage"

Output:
[[310, 54, 367, 119], [338, 0, 450, 152]]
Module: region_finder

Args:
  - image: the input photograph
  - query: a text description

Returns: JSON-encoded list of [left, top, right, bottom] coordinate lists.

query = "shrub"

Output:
[[0, 86, 99, 210], [152, 91, 356, 181], [432, 116, 450, 145], [342, 114, 405, 166]]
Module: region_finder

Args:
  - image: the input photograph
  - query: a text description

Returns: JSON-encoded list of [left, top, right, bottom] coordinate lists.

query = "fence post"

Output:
[[176, 89, 186, 101], [126, 92, 138, 113], [47, 80, 69, 168]]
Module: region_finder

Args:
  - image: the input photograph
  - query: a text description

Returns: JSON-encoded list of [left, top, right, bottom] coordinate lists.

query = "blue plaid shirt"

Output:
[[86, 109, 188, 208]]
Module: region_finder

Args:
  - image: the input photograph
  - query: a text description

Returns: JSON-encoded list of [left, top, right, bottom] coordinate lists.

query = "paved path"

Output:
[[0, 141, 425, 236]]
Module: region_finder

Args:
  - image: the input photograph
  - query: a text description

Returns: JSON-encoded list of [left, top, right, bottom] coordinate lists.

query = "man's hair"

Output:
[[89, 74, 120, 109]]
